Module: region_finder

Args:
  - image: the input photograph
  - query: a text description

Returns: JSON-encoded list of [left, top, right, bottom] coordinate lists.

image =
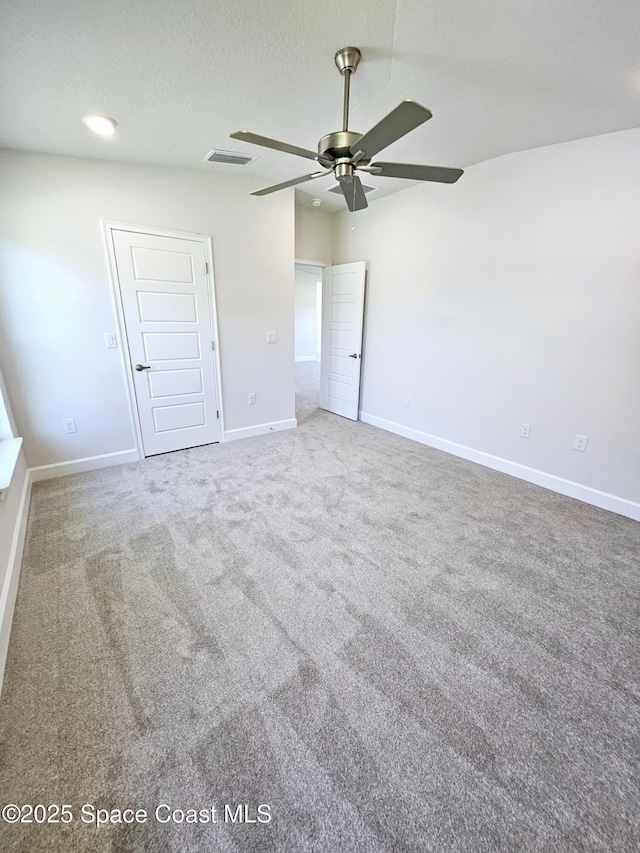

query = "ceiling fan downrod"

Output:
[[342, 69, 351, 131], [334, 47, 361, 132]]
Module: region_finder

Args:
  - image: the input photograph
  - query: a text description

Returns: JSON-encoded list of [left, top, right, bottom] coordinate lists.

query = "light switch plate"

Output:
[[266, 331, 278, 344], [104, 333, 118, 349]]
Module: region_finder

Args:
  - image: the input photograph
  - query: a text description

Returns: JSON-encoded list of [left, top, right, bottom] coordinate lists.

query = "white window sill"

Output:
[[0, 438, 23, 501]]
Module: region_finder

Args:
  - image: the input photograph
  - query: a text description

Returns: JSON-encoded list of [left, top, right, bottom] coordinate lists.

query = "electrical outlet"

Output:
[[266, 331, 278, 344], [104, 332, 117, 349], [248, 392, 256, 405], [573, 434, 588, 452], [520, 423, 531, 438], [406, 396, 412, 407], [62, 418, 77, 434]]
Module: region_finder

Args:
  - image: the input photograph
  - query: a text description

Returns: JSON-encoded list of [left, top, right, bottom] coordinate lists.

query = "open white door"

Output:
[[320, 261, 366, 420], [112, 228, 221, 456]]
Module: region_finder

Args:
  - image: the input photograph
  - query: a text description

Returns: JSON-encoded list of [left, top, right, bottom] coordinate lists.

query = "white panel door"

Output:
[[320, 261, 366, 420], [112, 229, 220, 456]]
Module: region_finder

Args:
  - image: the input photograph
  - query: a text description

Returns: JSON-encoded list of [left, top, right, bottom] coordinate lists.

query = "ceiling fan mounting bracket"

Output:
[[334, 47, 361, 76]]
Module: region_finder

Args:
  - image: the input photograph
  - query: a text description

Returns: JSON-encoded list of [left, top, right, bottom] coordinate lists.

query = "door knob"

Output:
[[135, 364, 151, 371], [348, 353, 359, 359]]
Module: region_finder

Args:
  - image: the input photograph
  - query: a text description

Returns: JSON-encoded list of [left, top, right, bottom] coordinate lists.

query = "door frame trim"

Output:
[[102, 220, 225, 459], [294, 258, 330, 267]]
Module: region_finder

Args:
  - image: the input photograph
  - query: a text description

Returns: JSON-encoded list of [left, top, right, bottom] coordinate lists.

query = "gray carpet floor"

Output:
[[1, 362, 639, 852], [294, 360, 321, 408]]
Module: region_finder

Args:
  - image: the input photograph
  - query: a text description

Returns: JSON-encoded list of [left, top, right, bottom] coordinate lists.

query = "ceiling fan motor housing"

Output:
[[318, 130, 368, 166]]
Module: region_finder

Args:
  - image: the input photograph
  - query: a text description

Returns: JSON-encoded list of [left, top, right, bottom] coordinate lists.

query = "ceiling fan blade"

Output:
[[371, 162, 464, 183], [339, 175, 368, 212], [351, 100, 432, 159], [251, 170, 331, 196], [230, 130, 320, 162]]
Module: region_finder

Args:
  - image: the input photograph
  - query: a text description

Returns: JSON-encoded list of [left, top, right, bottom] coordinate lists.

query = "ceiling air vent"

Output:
[[203, 149, 258, 166], [326, 182, 378, 195]]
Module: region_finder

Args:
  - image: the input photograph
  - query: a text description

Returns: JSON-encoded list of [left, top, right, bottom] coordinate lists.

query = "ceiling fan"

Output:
[[230, 47, 464, 211]]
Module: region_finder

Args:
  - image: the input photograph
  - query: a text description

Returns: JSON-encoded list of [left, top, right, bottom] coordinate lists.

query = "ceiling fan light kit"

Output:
[[230, 47, 464, 212]]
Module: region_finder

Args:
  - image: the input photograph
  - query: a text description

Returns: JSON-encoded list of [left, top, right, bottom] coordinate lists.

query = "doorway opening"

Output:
[[295, 260, 367, 423], [295, 263, 323, 419]]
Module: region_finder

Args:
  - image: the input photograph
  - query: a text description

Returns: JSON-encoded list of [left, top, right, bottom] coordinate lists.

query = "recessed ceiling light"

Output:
[[82, 114, 117, 137]]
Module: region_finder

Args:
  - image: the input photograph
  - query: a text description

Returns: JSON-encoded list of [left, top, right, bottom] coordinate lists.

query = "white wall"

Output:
[[333, 128, 640, 509], [295, 268, 320, 360], [295, 205, 333, 264], [0, 149, 296, 467]]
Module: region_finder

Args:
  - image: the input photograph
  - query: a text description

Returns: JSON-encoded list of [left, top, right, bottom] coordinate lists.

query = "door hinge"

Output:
[[205, 262, 209, 274], [216, 410, 219, 419], [211, 340, 215, 351]]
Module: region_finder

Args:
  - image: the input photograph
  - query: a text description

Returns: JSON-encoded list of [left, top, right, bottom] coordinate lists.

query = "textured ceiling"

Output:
[[1, 0, 639, 212]]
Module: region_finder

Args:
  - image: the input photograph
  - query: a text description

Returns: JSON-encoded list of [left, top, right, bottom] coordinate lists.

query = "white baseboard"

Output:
[[225, 419, 297, 442], [0, 473, 31, 695], [359, 412, 640, 522], [29, 449, 140, 483], [295, 356, 318, 362]]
